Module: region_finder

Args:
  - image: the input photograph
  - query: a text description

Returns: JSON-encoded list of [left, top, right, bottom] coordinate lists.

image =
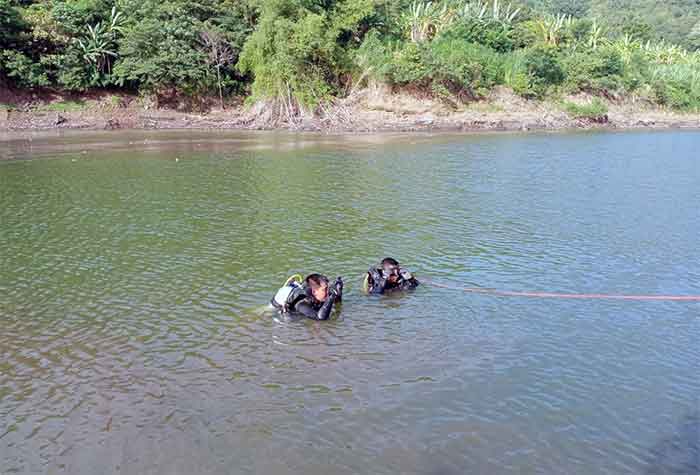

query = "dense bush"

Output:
[[563, 46, 624, 94], [520, 45, 564, 97], [0, 50, 50, 87], [439, 18, 515, 53], [0, 0, 26, 49], [425, 38, 502, 98], [238, 0, 377, 108], [651, 65, 700, 111], [1, 0, 700, 113], [114, 6, 213, 95], [563, 98, 608, 120]]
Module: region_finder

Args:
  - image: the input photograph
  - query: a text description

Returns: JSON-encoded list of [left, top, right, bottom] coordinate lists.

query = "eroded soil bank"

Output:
[[2, 87, 699, 133]]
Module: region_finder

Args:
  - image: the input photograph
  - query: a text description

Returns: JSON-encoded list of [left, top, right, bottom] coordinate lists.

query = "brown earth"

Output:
[[1, 86, 699, 133]]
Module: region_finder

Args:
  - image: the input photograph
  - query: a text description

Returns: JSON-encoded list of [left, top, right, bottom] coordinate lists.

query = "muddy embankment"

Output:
[[2, 86, 699, 133]]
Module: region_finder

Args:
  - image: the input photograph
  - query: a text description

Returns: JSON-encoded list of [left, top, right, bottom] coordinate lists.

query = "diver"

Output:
[[364, 257, 419, 294], [271, 273, 343, 320]]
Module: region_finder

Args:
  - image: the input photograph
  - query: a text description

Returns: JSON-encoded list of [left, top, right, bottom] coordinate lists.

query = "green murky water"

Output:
[[1, 130, 698, 474]]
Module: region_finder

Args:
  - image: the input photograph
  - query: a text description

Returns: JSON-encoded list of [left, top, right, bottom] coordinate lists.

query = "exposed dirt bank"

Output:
[[2, 87, 699, 133]]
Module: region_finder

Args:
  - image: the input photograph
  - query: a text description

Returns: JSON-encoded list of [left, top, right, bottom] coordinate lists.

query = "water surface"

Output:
[[1, 130, 698, 474]]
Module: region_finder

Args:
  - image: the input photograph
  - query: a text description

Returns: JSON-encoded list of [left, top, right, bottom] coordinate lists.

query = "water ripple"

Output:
[[1, 130, 699, 474]]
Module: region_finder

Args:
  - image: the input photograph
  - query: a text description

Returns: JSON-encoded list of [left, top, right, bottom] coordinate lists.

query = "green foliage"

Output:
[[520, 45, 564, 97], [563, 45, 624, 94], [50, 0, 111, 36], [50, 46, 93, 90], [0, 49, 49, 87], [354, 30, 393, 84], [385, 38, 503, 100], [550, 0, 590, 19], [1, 0, 700, 112], [113, 3, 214, 95], [0, 0, 27, 49], [620, 17, 653, 43], [501, 49, 530, 94], [40, 100, 87, 112], [439, 18, 515, 52], [425, 37, 502, 97], [650, 64, 700, 111], [77, 7, 124, 87], [527, 1, 700, 50], [563, 97, 608, 120], [238, 0, 376, 107], [388, 42, 429, 84]]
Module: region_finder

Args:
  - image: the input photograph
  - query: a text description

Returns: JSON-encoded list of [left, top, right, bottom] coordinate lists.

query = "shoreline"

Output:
[[2, 88, 700, 134]]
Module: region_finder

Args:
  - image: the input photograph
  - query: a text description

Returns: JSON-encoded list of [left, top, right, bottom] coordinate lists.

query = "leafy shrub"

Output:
[[511, 19, 539, 48], [114, 7, 214, 95], [238, 0, 376, 108], [354, 30, 393, 84], [439, 18, 515, 53], [519, 45, 564, 97], [650, 64, 700, 111], [50, 0, 110, 36], [387, 38, 502, 100], [426, 38, 502, 97], [40, 100, 87, 112], [389, 42, 430, 85], [563, 98, 608, 120], [49, 47, 93, 91], [501, 49, 530, 95], [0, 0, 27, 49], [0, 50, 50, 88], [568, 18, 593, 43], [563, 46, 625, 94]]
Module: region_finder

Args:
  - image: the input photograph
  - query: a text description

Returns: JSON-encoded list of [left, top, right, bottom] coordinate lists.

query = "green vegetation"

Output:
[[39, 100, 87, 112], [1, 0, 700, 113], [563, 98, 608, 120]]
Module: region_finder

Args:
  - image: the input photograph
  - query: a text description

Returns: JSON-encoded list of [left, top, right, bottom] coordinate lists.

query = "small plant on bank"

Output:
[[563, 98, 609, 121], [40, 100, 87, 112]]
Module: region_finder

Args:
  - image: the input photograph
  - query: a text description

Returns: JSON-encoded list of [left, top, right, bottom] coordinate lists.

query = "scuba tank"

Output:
[[271, 274, 304, 312]]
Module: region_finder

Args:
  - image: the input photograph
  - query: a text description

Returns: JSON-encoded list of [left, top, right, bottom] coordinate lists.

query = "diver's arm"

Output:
[[296, 293, 337, 321], [367, 268, 387, 294], [399, 269, 419, 289]]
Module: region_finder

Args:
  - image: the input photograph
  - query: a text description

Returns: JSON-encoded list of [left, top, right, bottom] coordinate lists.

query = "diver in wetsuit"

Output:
[[365, 257, 419, 294], [271, 274, 343, 320]]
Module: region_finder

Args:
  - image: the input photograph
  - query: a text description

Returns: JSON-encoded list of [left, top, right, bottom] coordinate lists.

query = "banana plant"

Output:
[[587, 19, 606, 50], [534, 13, 569, 46], [405, 0, 455, 43], [460, 0, 520, 25], [77, 7, 124, 86], [612, 34, 640, 65]]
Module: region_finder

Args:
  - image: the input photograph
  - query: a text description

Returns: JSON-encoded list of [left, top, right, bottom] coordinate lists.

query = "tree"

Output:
[[237, 0, 377, 112], [0, 0, 26, 49], [77, 7, 124, 86], [200, 29, 235, 109], [113, 3, 213, 97]]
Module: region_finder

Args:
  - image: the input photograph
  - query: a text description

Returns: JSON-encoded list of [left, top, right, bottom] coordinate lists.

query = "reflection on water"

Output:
[[1, 130, 699, 474], [646, 414, 699, 475]]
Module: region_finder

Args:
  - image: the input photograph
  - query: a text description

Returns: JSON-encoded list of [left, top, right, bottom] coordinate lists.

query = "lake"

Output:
[[1, 130, 698, 474]]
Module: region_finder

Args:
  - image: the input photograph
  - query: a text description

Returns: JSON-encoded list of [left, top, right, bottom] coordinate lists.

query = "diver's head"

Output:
[[381, 257, 401, 283], [306, 274, 330, 302]]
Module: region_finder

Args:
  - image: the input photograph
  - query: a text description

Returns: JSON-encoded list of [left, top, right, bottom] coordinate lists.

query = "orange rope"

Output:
[[422, 278, 700, 302]]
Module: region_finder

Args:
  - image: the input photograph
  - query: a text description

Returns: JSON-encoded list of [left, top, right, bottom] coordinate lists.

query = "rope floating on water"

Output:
[[422, 278, 700, 302]]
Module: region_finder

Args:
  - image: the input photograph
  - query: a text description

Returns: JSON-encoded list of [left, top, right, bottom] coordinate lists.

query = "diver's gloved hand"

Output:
[[333, 276, 344, 297], [399, 268, 413, 280]]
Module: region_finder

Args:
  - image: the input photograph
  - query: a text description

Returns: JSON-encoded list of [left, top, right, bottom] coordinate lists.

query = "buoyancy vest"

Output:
[[271, 274, 308, 312]]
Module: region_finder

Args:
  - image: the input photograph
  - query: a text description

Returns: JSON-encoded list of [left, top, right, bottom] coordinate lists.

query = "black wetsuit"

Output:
[[366, 267, 419, 294], [273, 284, 341, 321]]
